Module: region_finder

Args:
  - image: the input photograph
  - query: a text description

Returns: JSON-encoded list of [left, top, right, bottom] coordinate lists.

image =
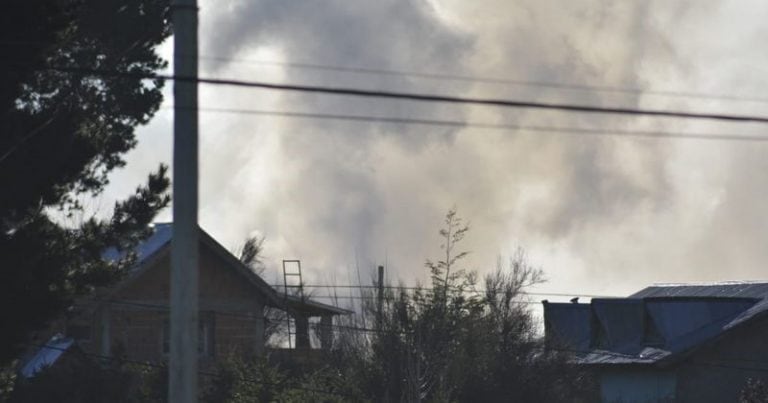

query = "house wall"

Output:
[[599, 367, 676, 403], [109, 309, 164, 362], [215, 313, 261, 357], [675, 318, 768, 403], [87, 244, 266, 363]]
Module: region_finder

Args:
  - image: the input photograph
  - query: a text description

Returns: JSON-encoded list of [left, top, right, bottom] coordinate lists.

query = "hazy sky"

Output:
[[102, 0, 768, 302]]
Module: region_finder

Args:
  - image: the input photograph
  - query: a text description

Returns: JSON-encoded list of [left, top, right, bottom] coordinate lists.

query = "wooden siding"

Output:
[[84, 242, 266, 364]]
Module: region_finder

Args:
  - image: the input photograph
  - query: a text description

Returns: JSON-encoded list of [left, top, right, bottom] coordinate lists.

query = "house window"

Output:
[[161, 314, 215, 357]]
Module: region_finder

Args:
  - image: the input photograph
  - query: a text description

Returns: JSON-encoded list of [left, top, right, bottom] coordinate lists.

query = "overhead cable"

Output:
[[17, 65, 768, 124]]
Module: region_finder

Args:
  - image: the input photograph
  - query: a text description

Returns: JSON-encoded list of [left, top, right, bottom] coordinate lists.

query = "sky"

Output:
[[102, 0, 768, 303]]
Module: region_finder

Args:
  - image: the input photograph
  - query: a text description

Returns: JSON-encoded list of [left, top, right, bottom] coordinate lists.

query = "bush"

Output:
[[326, 209, 597, 402]]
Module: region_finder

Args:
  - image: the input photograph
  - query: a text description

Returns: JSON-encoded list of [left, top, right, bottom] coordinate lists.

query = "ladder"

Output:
[[282, 259, 304, 348]]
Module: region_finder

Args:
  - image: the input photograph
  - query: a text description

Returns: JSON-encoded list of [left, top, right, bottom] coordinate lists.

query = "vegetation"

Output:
[[741, 378, 768, 403], [0, 0, 171, 365], [202, 354, 363, 403], [214, 209, 593, 402], [6, 354, 159, 403], [4, 209, 593, 402], [327, 209, 594, 402]]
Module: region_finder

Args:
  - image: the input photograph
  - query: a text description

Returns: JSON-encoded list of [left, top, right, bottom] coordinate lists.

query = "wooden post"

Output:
[[254, 305, 265, 356], [294, 314, 310, 349], [169, 0, 199, 400], [320, 314, 333, 349], [377, 265, 384, 329]]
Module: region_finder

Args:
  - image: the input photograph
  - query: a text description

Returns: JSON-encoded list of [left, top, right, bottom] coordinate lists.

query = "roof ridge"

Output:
[[650, 280, 768, 287]]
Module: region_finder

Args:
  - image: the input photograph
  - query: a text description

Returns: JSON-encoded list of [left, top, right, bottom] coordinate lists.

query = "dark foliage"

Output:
[[741, 378, 768, 403], [0, 0, 171, 365], [202, 354, 287, 403], [202, 353, 367, 403], [7, 353, 147, 403]]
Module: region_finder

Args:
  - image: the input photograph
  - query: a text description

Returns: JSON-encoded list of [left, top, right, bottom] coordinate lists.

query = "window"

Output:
[[161, 314, 214, 357]]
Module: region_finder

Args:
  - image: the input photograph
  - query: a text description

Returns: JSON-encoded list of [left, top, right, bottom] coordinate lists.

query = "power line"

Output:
[[188, 53, 768, 105], [82, 298, 386, 333], [289, 294, 544, 304], [270, 283, 619, 299], [180, 106, 768, 142], [19, 65, 768, 124], [4, 41, 768, 105]]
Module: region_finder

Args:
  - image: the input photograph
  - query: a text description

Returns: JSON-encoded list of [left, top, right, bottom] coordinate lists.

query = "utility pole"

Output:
[[169, 0, 198, 401], [377, 265, 388, 403], [377, 265, 384, 329]]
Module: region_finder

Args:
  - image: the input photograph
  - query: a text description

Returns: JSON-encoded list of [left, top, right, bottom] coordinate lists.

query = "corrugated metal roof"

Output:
[[576, 347, 672, 365], [20, 335, 74, 378], [631, 282, 768, 299], [646, 298, 755, 343], [592, 299, 645, 354], [632, 282, 768, 333], [102, 222, 173, 264], [544, 303, 591, 351], [547, 282, 768, 366]]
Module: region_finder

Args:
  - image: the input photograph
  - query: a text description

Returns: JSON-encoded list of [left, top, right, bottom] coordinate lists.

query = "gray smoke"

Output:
[[104, 0, 768, 298]]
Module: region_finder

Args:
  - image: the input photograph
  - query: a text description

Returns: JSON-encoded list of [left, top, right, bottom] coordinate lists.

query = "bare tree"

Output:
[[233, 235, 286, 346], [235, 235, 266, 275]]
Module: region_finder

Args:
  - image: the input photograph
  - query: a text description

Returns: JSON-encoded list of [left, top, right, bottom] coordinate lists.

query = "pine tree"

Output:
[[0, 0, 171, 365]]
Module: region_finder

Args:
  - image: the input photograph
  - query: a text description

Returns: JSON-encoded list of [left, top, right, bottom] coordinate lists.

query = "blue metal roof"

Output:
[[545, 282, 768, 366], [631, 282, 768, 299], [20, 335, 74, 378], [592, 299, 645, 355], [544, 303, 591, 351], [646, 298, 755, 345], [632, 282, 768, 332], [102, 222, 173, 264]]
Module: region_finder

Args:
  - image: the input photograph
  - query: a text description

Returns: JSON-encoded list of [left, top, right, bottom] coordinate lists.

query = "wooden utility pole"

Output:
[[377, 265, 388, 403], [377, 265, 384, 329], [169, 0, 199, 401]]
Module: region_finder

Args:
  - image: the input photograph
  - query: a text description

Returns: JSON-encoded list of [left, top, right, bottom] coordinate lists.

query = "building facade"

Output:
[[44, 223, 349, 368]]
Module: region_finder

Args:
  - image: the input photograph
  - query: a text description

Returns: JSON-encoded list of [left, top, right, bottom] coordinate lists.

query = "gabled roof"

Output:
[[101, 223, 283, 308], [545, 281, 768, 367], [101, 223, 349, 316]]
